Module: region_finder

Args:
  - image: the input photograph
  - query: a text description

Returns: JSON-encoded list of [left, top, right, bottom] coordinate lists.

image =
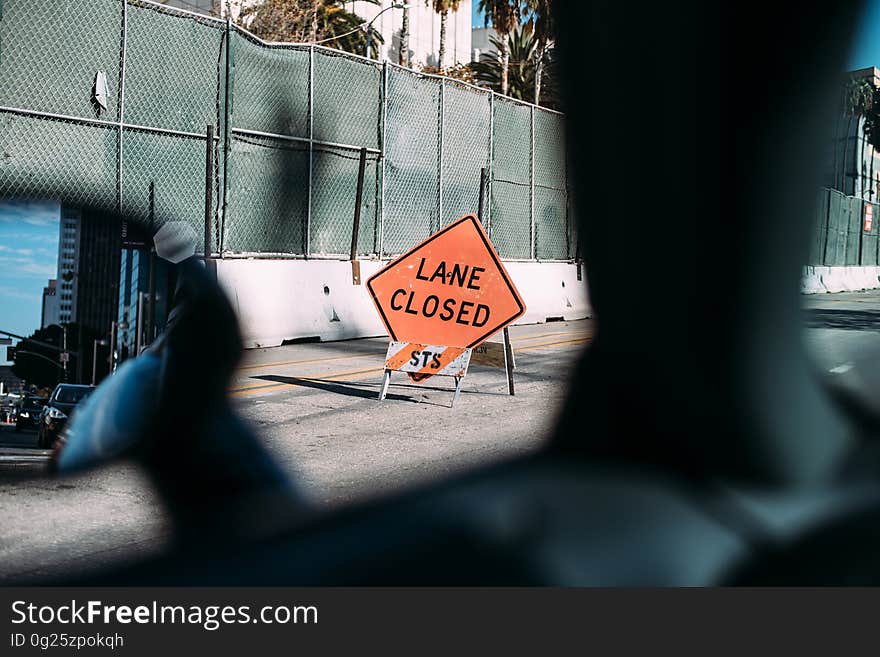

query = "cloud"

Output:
[[0, 231, 59, 245], [0, 285, 40, 301], [0, 244, 36, 256], [0, 199, 60, 226], [0, 254, 56, 278]]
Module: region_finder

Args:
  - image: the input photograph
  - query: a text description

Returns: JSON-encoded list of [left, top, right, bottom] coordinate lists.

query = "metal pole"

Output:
[[378, 369, 391, 401], [307, 44, 315, 257], [451, 375, 464, 407], [109, 321, 117, 374], [478, 167, 514, 396], [0, 330, 75, 355], [437, 79, 445, 232], [62, 326, 68, 382], [117, 0, 128, 215], [822, 188, 832, 265], [204, 124, 214, 259], [136, 292, 145, 356], [379, 61, 388, 257], [221, 12, 233, 255], [147, 181, 156, 346], [477, 167, 487, 225], [366, 24, 372, 59], [529, 105, 536, 260], [503, 327, 515, 396], [91, 339, 98, 386], [487, 91, 495, 237], [351, 147, 368, 262]]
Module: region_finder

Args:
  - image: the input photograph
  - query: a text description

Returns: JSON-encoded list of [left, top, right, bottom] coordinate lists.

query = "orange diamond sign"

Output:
[[366, 214, 526, 350]]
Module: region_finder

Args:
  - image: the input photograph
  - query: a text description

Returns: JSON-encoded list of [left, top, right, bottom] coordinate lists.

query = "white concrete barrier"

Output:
[[805, 265, 880, 294], [801, 266, 826, 294], [213, 258, 592, 348]]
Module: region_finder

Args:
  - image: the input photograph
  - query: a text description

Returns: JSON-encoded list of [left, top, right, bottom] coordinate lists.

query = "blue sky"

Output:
[[849, 1, 880, 69], [472, 3, 484, 27], [0, 200, 60, 365]]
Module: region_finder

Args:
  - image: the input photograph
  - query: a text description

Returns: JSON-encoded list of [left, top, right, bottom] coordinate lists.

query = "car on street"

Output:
[[36, 384, 93, 449], [14, 395, 47, 433]]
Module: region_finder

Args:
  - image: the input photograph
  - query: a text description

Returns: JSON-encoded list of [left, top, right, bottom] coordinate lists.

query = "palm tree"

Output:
[[308, 0, 319, 42], [841, 78, 873, 195], [425, 0, 462, 71], [525, 0, 553, 106], [478, 0, 520, 96], [398, 5, 410, 66], [471, 22, 558, 106]]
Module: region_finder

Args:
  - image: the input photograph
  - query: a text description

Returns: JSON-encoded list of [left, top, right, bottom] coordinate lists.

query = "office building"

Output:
[[40, 279, 59, 329], [471, 26, 498, 62], [56, 207, 80, 325], [116, 248, 172, 364], [54, 207, 121, 339]]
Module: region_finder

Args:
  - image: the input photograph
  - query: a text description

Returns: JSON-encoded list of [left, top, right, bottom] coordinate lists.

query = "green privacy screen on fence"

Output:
[[0, 0, 574, 261], [813, 188, 880, 267]]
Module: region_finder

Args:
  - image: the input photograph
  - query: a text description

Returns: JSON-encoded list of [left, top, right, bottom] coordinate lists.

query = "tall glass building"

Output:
[[116, 248, 172, 365]]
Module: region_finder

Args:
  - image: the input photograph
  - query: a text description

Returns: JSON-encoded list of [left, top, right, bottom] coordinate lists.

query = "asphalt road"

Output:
[[4, 290, 880, 584], [0, 320, 591, 582]]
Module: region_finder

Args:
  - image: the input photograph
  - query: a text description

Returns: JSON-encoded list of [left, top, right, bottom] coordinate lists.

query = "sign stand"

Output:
[[502, 327, 515, 396], [366, 190, 526, 408], [378, 371, 465, 407], [451, 375, 464, 405], [377, 342, 473, 407], [378, 369, 391, 401], [478, 167, 516, 397]]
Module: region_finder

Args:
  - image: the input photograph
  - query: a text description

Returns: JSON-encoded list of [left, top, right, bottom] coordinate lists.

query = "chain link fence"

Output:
[[810, 187, 880, 266], [0, 0, 572, 261]]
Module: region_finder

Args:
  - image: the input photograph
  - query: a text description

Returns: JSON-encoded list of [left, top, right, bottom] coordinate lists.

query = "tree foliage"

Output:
[[11, 324, 100, 389], [241, 0, 384, 57], [418, 62, 477, 84], [478, 0, 520, 37], [523, 0, 553, 104], [471, 22, 558, 108], [478, 0, 521, 96], [854, 80, 880, 152]]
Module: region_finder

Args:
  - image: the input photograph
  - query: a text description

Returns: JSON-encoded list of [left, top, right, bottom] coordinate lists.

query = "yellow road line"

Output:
[[230, 335, 592, 397], [236, 328, 590, 374], [514, 337, 591, 354], [230, 365, 384, 397], [238, 351, 372, 372]]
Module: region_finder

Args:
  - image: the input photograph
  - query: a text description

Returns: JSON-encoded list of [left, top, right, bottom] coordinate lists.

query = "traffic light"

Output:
[[6, 346, 15, 361]]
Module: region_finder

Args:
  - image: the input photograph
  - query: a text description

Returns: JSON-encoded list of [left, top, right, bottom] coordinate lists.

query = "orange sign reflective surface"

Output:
[[366, 215, 526, 348]]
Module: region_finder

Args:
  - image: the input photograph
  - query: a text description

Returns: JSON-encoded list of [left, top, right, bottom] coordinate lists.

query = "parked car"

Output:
[[14, 396, 47, 433], [36, 384, 93, 449]]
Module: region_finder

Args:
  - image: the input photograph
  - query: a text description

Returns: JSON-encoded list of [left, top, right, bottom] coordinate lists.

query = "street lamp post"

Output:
[[109, 320, 129, 374], [61, 325, 68, 383], [364, 3, 410, 59]]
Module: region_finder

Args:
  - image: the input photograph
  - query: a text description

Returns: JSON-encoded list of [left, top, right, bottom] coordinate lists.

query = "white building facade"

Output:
[[55, 207, 81, 326], [344, 1, 472, 68], [471, 26, 498, 62]]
